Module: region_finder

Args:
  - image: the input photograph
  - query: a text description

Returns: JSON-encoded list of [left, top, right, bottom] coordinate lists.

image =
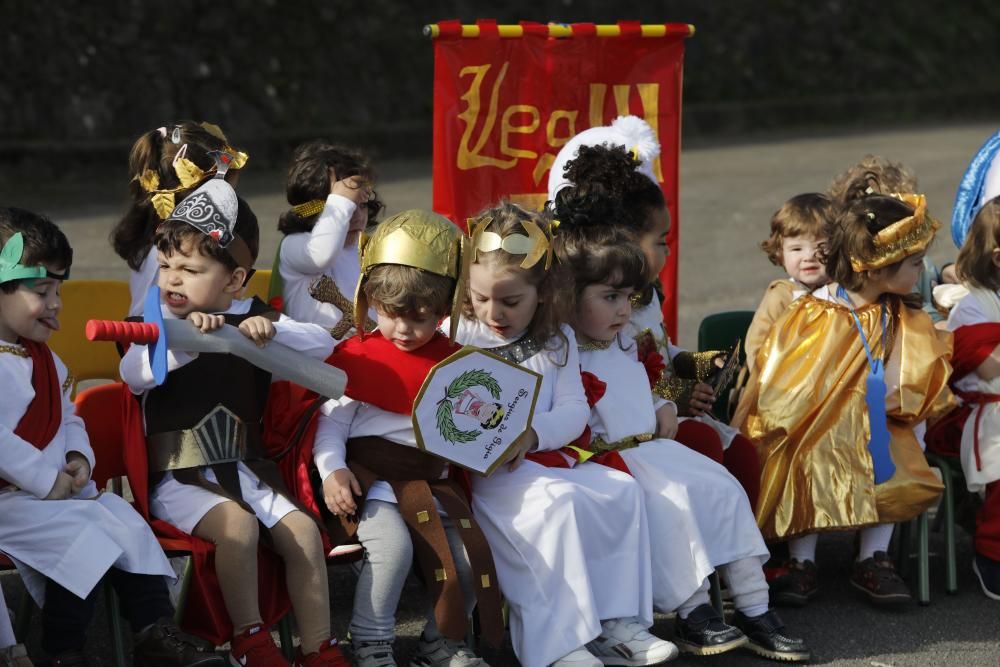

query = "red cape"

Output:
[[15, 341, 61, 448], [326, 331, 460, 414], [121, 384, 291, 645], [926, 322, 1000, 458]]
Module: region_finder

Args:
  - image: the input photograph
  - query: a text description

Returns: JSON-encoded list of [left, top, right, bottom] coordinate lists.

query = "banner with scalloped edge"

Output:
[[429, 20, 692, 339]]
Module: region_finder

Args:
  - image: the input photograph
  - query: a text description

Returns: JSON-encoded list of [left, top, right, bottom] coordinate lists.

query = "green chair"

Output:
[[697, 311, 755, 421]]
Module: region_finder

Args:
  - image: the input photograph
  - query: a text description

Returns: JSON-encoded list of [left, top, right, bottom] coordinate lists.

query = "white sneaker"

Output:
[[354, 641, 398, 667], [409, 635, 488, 667], [586, 618, 679, 666], [551, 647, 603, 667]]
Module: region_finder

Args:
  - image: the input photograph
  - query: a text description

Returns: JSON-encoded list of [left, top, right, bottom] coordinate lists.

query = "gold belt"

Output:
[[591, 432, 654, 453], [147, 405, 249, 473]]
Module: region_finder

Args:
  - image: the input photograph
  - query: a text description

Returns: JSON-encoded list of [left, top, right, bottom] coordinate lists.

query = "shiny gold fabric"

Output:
[[739, 295, 953, 540]]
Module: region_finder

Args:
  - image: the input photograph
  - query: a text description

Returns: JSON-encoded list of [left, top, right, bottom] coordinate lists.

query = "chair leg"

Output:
[[173, 557, 193, 626], [940, 461, 959, 594], [709, 571, 724, 616], [104, 580, 128, 667], [917, 512, 930, 606], [278, 613, 295, 660]]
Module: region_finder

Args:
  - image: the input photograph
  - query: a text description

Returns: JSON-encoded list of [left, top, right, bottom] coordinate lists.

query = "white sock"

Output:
[[719, 557, 770, 618], [788, 534, 818, 563], [858, 524, 895, 561], [677, 578, 711, 619]]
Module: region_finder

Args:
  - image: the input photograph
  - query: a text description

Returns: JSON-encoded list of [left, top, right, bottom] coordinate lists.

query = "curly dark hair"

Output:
[[759, 193, 835, 266], [828, 155, 918, 204], [0, 207, 73, 294], [278, 141, 385, 235], [550, 144, 665, 234]]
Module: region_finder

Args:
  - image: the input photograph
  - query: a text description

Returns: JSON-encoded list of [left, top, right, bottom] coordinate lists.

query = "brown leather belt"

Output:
[[328, 436, 504, 647]]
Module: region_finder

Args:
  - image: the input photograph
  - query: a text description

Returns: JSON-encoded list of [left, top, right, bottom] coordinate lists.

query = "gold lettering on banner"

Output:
[[454, 63, 662, 186]]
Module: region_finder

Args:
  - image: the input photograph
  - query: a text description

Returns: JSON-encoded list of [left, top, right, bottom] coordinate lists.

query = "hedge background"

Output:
[[2, 0, 998, 167]]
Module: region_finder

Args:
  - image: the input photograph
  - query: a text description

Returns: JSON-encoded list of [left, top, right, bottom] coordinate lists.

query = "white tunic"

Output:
[[947, 288, 1000, 492], [454, 319, 653, 667], [579, 342, 769, 612], [128, 249, 160, 317], [279, 194, 368, 337], [120, 299, 335, 533], [0, 347, 173, 605], [627, 292, 741, 448]]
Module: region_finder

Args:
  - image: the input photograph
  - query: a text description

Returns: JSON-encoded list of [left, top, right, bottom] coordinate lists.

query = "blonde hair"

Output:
[[829, 155, 918, 204], [759, 193, 835, 266], [956, 197, 1000, 291], [464, 201, 571, 352]]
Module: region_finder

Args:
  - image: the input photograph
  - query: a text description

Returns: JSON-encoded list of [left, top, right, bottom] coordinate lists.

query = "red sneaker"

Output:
[[295, 639, 350, 667], [229, 625, 291, 666]]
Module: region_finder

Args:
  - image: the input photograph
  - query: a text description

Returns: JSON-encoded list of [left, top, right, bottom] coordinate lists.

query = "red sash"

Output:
[[926, 323, 1000, 467], [14, 340, 62, 448], [325, 331, 460, 415], [536, 370, 632, 475]]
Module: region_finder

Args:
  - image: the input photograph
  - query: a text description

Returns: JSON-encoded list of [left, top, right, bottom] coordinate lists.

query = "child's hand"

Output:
[[502, 429, 538, 472], [44, 471, 75, 500], [188, 312, 225, 333], [239, 316, 276, 347], [329, 169, 372, 205], [655, 403, 679, 439], [322, 468, 362, 517], [688, 382, 717, 416], [64, 453, 92, 493]]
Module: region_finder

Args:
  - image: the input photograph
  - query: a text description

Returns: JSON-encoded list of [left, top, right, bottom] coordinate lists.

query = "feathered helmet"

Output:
[[166, 152, 255, 271], [547, 115, 661, 201], [951, 129, 1000, 248], [354, 210, 467, 340]]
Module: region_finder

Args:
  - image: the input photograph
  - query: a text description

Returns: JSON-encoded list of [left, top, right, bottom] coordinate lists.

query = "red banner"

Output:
[[431, 20, 690, 339]]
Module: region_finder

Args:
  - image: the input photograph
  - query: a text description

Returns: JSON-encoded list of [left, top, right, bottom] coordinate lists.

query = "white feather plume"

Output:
[[611, 116, 661, 163]]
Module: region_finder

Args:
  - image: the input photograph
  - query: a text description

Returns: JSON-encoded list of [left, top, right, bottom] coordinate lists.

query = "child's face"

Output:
[[871, 251, 925, 296], [468, 263, 539, 339], [637, 207, 670, 282], [781, 233, 828, 288], [575, 281, 635, 343], [157, 239, 245, 318], [0, 272, 64, 344], [374, 305, 442, 352]]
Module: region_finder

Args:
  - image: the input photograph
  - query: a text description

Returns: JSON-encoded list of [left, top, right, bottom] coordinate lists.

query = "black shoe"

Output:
[[673, 603, 747, 656], [850, 551, 911, 607], [973, 553, 1000, 601], [733, 609, 811, 662], [46, 651, 91, 667], [769, 559, 818, 607], [133, 618, 225, 666]]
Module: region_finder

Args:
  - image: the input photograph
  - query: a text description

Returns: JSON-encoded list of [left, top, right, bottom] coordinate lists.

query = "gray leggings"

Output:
[[351, 498, 476, 644]]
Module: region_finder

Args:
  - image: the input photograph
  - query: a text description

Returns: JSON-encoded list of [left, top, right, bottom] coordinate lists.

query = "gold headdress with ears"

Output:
[[469, 216, 553, 270], [354, 210, 468, 340], [134, 122, 249, 220], [849, 193, 941, 272]]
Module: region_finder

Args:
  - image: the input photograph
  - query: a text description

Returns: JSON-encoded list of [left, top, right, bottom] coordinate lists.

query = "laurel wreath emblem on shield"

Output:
[[436, 369, 502, 444]]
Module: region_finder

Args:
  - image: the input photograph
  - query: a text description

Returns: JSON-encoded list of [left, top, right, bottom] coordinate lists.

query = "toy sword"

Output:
[[86, 286, 346, 399]]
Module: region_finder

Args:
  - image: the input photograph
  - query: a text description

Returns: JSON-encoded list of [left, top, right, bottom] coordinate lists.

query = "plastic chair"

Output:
[[48, 280, 130, 395], [243, 269, 272, 303], [925, 452, 963, 595], [696, 311, 755, 421]]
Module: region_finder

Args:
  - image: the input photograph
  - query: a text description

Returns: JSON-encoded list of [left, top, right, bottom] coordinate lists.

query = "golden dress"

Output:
[[739, 289, 953, 541]]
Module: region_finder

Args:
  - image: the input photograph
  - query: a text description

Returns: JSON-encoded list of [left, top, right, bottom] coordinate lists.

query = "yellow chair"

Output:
[[243, 269, 272, 303], [48, 280, 131, 393]]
